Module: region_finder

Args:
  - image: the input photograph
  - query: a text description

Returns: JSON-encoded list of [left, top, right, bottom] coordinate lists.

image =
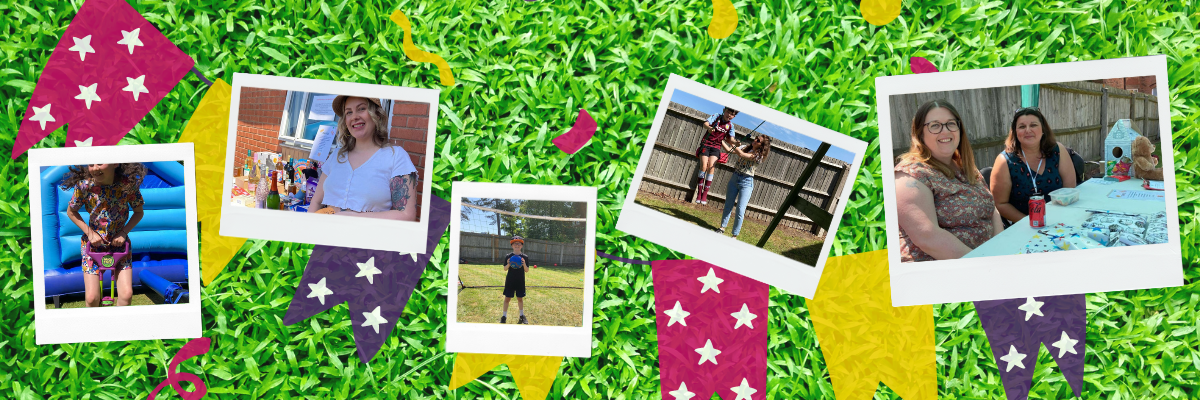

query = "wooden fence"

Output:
[[637, 102, 852, 237], [459, 232, 586, 267], [889, 80, 1161, 166]]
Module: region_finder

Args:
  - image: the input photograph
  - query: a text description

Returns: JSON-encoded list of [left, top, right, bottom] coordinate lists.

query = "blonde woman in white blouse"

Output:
[[308, 96, 419, 221]]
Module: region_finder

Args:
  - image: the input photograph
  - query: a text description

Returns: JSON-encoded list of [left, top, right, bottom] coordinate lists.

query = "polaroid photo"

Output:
[[30, 143, 202, 344], [446, 181, 596, 358], [616, 74, 867, 298], [219, 73, 437, 253], [878, 55, 1183, 306]]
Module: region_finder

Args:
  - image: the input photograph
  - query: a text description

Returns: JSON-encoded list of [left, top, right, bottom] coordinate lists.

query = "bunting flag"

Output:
[[12, 0, 195, 158], [808, 250, 936, 400], [174, 79, 246, 286], [974, 295, 1086, 400], [282, 196, 451, 363], [652, 259, 768, 400], [449, 354, 563, 400]]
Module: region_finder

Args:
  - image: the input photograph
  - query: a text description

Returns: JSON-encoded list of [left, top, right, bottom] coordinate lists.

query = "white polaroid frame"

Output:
[[616, 74, 867, 298], [446, 182, 596, 358], [877, 55, 1182, 306], [29, 143, 202, 344], [219, 73, 437, 253]]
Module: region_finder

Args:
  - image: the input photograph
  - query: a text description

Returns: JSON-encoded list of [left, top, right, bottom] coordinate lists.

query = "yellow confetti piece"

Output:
[[389, 10, 455, 86], [707, 0, 738, 39], [809, 250, 935, 400], [859, 0, 901, 26], [175, 79, 246, 286], [449, 353, 562, 400]]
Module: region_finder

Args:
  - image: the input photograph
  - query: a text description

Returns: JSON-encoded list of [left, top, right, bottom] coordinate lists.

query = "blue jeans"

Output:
[[721, 172, 754, 236]]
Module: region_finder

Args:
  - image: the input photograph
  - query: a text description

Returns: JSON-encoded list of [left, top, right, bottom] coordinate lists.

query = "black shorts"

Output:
[[698, 145, 722, 157], [503, 268, 526, 298]]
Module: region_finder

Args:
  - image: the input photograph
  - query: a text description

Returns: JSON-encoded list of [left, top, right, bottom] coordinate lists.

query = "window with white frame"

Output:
[[278, 91, 394, 148]]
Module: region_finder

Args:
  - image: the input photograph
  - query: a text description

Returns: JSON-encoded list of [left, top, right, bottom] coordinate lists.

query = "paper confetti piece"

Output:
[[283, 196, 451, 363], [653, 259, 768, 400], [859, 0, 902, 26], [975, 295, 1086, 400], [389, 10, 454, 86], [809, 250, 936, 400], [450, 353, 562, 400], [910, 56, 939, 74], [175, 79, 245, 286], [148, 337, 211, 400], [707, 0, 738, 39], [552, 109, 596, 154]]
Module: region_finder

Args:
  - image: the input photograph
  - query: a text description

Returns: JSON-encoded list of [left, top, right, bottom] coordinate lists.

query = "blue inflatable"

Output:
[[41, 162, 190, 302]]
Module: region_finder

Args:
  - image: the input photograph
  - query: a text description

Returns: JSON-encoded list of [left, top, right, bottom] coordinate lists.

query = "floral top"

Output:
[[731, 149, 759, 176], [896, 161, 995, 262], [1003, 145, 1064, 215], [70, 177, 144, 271]]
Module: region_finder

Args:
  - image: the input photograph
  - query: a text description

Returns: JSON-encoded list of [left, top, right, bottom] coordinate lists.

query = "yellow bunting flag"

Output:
[[809, 250, 935, 400], [449, 353, 562, 400], [176, 79, 246, 285], [707, 0, 738, 39], [859, 0, 902, 26], [389, 10, 455, 86]]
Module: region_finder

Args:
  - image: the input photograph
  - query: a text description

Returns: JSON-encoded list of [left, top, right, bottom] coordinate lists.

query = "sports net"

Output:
[[458, 199, 587, 290]]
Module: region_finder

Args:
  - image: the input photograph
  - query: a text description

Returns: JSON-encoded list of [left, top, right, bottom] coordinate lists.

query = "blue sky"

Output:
[[670, 90, 857, 164]]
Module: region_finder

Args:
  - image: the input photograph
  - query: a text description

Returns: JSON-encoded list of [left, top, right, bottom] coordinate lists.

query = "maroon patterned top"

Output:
[[896, 161, 996, 262]]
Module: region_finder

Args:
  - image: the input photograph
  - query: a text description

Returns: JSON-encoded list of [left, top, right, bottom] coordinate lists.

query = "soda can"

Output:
[[1029, 193, 1046, 228]]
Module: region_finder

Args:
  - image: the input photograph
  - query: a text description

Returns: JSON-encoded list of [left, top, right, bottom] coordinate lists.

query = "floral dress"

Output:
[[896, 161, 996, 262], [70, 177, 144, 275]]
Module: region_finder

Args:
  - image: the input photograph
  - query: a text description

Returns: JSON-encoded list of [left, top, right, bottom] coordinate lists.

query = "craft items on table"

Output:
[[1035, 223, 1110, 251], [1107, 189, 1165, 201], [1021, 233, 1061, 254], [1144, 211, 1169, 245], [1143, 180, 1164, 190], [1048, 187, 1079, 206]]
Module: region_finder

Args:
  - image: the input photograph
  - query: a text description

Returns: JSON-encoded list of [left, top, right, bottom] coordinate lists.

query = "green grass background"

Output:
[[1, 0, 1198, 398]]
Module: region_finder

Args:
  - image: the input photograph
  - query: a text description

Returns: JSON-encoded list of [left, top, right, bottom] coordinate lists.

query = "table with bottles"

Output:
[[231, 150, 318, 212]]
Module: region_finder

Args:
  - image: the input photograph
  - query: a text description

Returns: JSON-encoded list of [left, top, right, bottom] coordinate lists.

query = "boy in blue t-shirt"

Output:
[[500, 236, 530, 324]]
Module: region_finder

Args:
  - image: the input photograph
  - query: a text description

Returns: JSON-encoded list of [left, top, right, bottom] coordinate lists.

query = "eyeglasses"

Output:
[[923, 120, 960, 134], [1014, 107, 1041, 115]]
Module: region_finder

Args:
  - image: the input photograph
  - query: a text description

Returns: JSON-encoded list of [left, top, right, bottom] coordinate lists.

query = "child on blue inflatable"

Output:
[[63, 163, 146, 307], [500, 236, 530, 324]]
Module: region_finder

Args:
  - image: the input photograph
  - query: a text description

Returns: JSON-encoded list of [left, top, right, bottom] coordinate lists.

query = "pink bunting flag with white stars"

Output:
[[12, 0, 195, 158]]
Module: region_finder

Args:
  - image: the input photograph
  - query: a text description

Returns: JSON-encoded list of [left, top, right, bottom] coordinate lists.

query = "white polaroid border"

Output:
[[877, 55, 1183, 306], [219, 73, 437, 253], [615, 74, 867, 298], [29, 143, 203, 344], [445, 182, 596, 358]]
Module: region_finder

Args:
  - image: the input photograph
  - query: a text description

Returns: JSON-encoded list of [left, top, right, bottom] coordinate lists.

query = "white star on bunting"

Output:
[[117, 28, 144, 54], [730, 378, 757, 400], [361, 306, 388, 334], [697, 268, 724, 294], [694, 339, 721, 366], [307, 277, 333, 305], [1017, 297, 1044, 321], [397, 252, 419, 263], [731, 303, 757, 330], [69, 35, 95, 61], [668, 381, 695, 400], [663, 301, 690, 327], [122, 75, 149, 101], [75, 83, 101, 109], [74, 137, 94, 147], [999, 345, 1027, 372], [356, 256, 382, 284], [1051, 331, 1079, 358], [29, 104, 55, 130]]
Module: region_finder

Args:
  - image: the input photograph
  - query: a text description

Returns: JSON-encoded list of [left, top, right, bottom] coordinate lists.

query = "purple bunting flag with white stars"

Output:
[[974, 294, 1086, 400]]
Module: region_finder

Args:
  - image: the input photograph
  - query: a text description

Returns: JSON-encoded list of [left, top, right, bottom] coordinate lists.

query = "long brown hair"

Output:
[[744, 135, 772, 161], [898, 99, 980, 185], [1004, 108, 1057, 158], [335, 97, 390, 163], [59, 163, 147, 194]]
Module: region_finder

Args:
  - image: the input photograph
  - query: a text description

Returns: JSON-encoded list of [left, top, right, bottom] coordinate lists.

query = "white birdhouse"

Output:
[[1103, 119, 1140, 163]]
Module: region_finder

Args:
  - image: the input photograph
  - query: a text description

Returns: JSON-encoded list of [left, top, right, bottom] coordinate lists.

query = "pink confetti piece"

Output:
[[148, 337, 211, 400], [552, 109, 596, 154], [910, 56, 939, 74]]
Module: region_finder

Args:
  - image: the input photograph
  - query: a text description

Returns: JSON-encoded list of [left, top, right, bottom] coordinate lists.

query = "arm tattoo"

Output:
[[390, 172, 416, 212], [904, 179, 923, 188]]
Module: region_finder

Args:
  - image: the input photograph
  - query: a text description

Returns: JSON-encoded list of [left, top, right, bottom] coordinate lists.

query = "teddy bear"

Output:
[[1132, 136, 1164, 181]]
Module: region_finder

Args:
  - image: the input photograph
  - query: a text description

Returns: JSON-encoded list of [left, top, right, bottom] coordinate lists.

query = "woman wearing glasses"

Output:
[[895, 100, 1004, 262], [989, 108, 1077, 224]]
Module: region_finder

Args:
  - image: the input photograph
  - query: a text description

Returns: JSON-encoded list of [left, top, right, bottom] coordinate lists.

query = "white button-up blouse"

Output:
[[320, 144, 417, 213]]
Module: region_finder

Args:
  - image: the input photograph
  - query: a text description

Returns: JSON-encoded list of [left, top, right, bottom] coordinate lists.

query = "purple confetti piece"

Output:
[[975, 294, 1086, 400], [283, 196, 452, 363]]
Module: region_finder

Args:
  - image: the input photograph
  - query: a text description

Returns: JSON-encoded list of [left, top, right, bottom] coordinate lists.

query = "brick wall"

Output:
[[1094, 76, 1157, 94], [234, 88, 287, 175], [388, 101, 431, 215]]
